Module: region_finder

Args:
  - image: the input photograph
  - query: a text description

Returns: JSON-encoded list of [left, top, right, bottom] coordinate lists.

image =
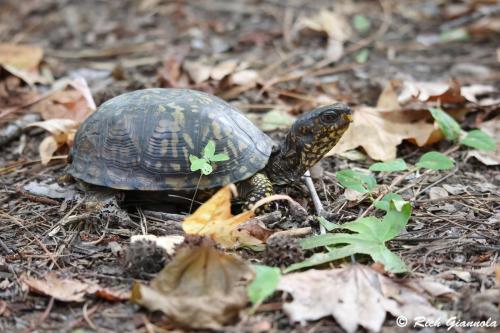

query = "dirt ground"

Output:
[[0, 0, 499, 332]]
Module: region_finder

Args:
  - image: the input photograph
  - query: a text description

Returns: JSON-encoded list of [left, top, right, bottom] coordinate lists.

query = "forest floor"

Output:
[[0, 0, 499, 332]]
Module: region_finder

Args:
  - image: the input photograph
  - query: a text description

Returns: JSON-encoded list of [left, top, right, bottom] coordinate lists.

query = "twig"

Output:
[[270, 227, 312, 238], [303, 170, 326, 234], [22, 297, 55, 333]]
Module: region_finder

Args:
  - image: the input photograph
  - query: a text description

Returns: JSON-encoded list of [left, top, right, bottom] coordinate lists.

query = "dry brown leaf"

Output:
[[31, 79, 95, 122], [297, 10, 352, 61], [26, 119, 79, 164], [461, 84, 496, 105], [131, 237, 254, 329], [182, 186, 261, 248], [21, 272, 97, 302], [0, 43, 43, 71], [229, 69, 259, 86], [278, 265, 451, 333], [0, 43, 47, 85], [22, 272, 129, 302], [327, 106, 435, 161], [183, 60, 212, 84], [38, 136, 59, 164], [210, 59, 239, 80], [466, 118, 500, 166]]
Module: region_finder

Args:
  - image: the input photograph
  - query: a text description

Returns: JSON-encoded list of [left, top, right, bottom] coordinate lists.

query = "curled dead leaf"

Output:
[[278, 265, 450, 333], [131, 237, 254, 329], [0, 43, 43, 71], [182, 186, 259, 248], [328, 106, 435, 161], [21, 272, 97, 302], [296, 10, 352, 61], [26, 119, 79, 164], [31, 78, 96, 122], [183, 60, 212, 84]]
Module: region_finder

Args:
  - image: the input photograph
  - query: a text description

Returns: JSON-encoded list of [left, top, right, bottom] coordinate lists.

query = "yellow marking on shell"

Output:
[[168, 102, 185, 122], [171, 133, 179, 157], [170, 163, 181, 171], [238, 140, 248, 151], [183, 133, 194, 149], [89, 166, 100, 177], [226, 141, 238, 159], [157, 105, 166, 113], [155, 161, 163, 169], [159, 139, 168, 155], [212, 122, 223, 139], [182, 147, 189, 162], [239, 166, 248, 174]]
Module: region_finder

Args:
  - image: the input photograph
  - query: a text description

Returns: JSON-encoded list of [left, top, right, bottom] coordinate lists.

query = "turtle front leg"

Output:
[[237, 173, 273, 212]]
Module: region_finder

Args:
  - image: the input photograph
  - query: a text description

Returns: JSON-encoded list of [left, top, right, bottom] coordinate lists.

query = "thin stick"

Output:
[[189, 174, 203, 214], [303, 170, 326, 234]]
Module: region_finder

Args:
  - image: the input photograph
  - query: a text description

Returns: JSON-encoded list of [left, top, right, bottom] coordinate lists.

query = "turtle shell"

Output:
[[68, 88, 274, 190]]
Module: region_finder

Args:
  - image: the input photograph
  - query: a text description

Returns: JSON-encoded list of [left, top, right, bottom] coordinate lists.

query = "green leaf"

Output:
[[289, 202, 412, 273], [253, 109, 296, 131], [189, 155, 207, 172], [374, 193, 406, 212], [355, 49, 370, 64], [203, 140, 216, 159], [428, 107, 461, 141], [318, 216, 341, 232], [440, 28, 469, 43], [210, 153, 230, 162], [336, 169, 377, 193], [247, 265, 281, 306], [353, 14, 371, 33], [460, 130, 496, 151], [369, 159, 408, 172], [200, 163, 213, 175], [417, 151, 454, 170]]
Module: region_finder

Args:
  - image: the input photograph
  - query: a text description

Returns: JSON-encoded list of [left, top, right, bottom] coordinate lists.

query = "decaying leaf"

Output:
[[296, 10, 352, 61], [26, 119, 79, 164], [21, 272, 129, 302], [379, 80, 496, 108], [183, 60, 212, 84], [466, 118, 500, 166], [328, 106, 435, 160], [131, 237, 254, 329], [278, 265, 451, 333], [0, 43, 46, 85], [31, 78, 96, 122], [0, 43, 43, 70], [182, 186, 262, 248], [22, 272, 94, 302]]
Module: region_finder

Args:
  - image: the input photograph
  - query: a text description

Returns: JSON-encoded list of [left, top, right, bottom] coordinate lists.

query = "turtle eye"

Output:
[[320, 112, 339, 124]]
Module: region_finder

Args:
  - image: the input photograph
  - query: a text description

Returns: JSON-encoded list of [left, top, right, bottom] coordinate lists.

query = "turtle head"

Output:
[[266, 103, 352, 184]]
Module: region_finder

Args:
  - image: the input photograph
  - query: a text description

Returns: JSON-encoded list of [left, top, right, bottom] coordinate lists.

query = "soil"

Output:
[[0, 0, 499, 332]]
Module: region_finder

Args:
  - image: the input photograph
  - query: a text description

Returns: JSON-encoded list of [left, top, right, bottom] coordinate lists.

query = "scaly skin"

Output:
[[242, 103, 352, 210]]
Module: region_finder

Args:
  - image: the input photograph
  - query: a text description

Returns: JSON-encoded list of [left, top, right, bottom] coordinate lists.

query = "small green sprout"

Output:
[[189, 140, 229, 175]]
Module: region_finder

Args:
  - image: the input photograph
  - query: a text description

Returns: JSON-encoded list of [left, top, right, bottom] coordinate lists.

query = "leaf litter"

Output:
[[278, 264, 453, 333], [0, 0, 499, 332]]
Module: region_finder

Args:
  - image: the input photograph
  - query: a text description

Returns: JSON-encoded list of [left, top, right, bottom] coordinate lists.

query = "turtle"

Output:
[[67, 88, 352, 210]]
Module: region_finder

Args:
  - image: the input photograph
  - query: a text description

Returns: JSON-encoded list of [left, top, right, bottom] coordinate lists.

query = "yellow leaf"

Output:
[[182, 186, 259, 248], [39, 136, 60, 165], [328, 106, 435, 161]]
